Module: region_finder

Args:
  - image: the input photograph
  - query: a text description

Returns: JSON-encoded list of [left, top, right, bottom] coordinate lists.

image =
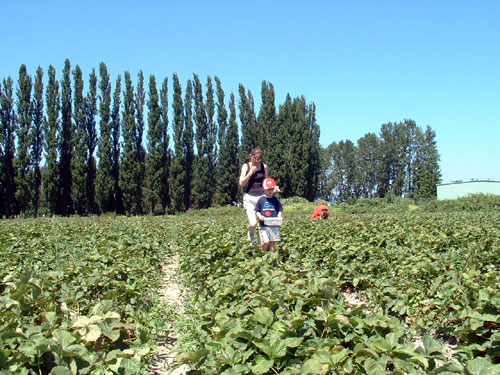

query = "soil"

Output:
[[148, 253, 189, 375]]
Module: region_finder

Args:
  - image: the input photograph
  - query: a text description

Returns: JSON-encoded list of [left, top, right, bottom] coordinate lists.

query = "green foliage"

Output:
[[96, 62, 114, 214], [324, 119, 442, 202], [238, 84, 258, 165], [422, 194, 500, 213], [71, 64, 88, 215], [134, 71, 146, 214], [170, 200, 499, 374], [337, 194, 500, 214], [0, 216, 178, 374], [303, 102, 322, 201], [355, 133, 380, 199], [15, 64, 33, 215], [43, 65, 61, 216], [111, 75, 124, 215], [271, 95, 321, 201], [120, 71, 144, 215], [257, 81, 277, 157], [1, 198, 499, 373], [159, 77, 171, 213], [326, 139, 358, 203], [192, 74, 216, 209], [206, 76, 217, 168], [273, 94, 293, 196], [216, 86, 240, 206], [4, 63, 353, 214], [169, 73, 186, 212], [31, 66, 44, 218], [414, 127, 441, 199], [59, 59, 74, 216], [85, 69, 98, 215], [145, 75, 163, 214], [182, 79, 195, 211], [1, 76, 18, 217]]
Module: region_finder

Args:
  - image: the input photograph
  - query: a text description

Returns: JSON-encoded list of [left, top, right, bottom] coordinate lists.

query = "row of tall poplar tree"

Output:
[[321, 119, 441, 203], [0, 60, 322, 217]]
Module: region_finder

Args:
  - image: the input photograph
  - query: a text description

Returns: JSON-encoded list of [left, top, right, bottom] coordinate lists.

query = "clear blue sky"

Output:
[[1, 0, 499, 183]]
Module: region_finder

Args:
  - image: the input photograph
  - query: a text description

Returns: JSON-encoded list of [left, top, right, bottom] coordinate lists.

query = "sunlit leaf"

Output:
[[254, 307, 274, 326], [422, 335, 442, 355], [465, 358, 500, 375], [301, 358, 323, 373], [250, 355, 274, 374], [52, 329, 76, 349], [49, 366, 72, 375], [284, 337, 303, 348]]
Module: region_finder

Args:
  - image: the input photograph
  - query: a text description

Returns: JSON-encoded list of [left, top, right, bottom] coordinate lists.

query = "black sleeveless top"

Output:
[[245, 162, 265, 195]]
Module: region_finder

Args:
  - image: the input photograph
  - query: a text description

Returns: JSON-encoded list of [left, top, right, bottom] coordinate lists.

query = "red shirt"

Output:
[[311, 205, 330, 220]]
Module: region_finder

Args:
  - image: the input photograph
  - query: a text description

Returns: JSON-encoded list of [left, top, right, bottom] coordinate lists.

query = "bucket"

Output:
[[263, 217, 283, 226]]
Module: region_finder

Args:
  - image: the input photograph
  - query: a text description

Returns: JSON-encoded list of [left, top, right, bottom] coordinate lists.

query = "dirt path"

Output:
[[148, 253, 189, 375]]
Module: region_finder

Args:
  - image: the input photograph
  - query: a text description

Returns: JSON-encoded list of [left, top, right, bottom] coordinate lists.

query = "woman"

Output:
[[239, 147, 268, 244]]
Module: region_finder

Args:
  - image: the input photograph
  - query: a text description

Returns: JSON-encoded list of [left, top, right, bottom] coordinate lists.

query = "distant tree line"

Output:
[[0, 60, 322, 217], [320, 119, 441, 202]]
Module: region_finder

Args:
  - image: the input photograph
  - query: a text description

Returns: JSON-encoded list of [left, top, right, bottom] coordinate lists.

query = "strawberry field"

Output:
[[1, 197, 500, 374], [0, 216, 177, 375]]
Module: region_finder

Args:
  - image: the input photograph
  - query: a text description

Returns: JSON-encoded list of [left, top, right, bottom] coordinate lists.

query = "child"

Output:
[[255, 177, 283, 252]]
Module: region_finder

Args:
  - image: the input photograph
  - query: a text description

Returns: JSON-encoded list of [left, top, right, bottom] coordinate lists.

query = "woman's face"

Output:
[[252, 152, 262, 162]]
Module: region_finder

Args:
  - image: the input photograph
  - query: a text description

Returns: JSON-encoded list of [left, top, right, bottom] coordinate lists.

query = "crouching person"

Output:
[[311, 204, 330, 220]]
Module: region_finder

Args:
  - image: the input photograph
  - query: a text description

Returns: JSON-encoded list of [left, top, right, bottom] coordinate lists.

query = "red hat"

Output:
[[263, 177, 277, 189]]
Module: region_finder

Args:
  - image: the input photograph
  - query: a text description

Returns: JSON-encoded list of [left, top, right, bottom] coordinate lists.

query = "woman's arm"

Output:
[[239, 163, 255, 186]]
